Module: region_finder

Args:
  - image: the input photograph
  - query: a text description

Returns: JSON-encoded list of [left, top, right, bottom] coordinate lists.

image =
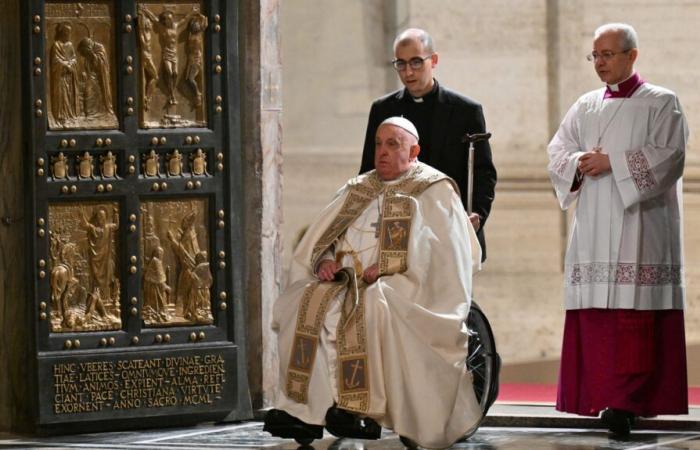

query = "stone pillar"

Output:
[[0, 0, 34, 431], [545, 0, 568, 266], [241, 0, 283, 411]]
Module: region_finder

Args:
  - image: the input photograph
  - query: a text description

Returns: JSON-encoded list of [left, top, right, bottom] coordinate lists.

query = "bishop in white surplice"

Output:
[[549, 77, 687, 310], [548, 23, 689, 432]]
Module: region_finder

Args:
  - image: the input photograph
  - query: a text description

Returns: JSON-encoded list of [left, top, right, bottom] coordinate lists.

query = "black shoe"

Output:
[[601, 408, 634, 436], [263, 408, 323, 445], [399, 435, 419, 449], [324, 406, 381, 440]]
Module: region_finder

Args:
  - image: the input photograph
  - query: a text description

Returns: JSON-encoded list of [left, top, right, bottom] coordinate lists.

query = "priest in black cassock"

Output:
[[359, 28, 497, 260]]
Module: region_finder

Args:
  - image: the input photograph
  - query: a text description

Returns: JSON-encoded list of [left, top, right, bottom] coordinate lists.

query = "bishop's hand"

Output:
[[316, 259, 340, 281], [578, 147, 611, 177]]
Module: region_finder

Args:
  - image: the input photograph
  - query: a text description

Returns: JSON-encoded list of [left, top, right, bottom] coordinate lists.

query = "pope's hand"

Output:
[[317, 259, 340, 281], [362, 264, 379, 284], [579, 148, 611, 177]]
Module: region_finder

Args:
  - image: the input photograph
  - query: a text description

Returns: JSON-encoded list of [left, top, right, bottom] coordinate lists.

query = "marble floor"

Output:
[[1, 421, 699, 450]]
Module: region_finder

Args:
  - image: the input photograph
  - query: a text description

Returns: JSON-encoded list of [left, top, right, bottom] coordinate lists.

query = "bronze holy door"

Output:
[[20, 0, 250, 431]]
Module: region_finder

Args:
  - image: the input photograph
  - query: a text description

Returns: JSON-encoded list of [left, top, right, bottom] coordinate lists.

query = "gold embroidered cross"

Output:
[[345, 359, 363, 389]]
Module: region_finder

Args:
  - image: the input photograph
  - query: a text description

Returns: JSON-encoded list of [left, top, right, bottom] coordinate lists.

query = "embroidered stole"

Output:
[[286, 164, 453, 413]]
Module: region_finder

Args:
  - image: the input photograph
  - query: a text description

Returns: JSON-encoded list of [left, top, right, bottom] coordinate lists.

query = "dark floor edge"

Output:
[[482, 415, 700, 431]]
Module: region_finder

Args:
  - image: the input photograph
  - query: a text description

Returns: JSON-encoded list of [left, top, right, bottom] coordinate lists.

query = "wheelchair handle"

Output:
[[461, 132, 492, 144], [462, 132, 492, 215]]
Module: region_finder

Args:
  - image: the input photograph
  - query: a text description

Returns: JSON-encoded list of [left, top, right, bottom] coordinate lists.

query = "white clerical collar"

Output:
[[409, 80, 438, 103]]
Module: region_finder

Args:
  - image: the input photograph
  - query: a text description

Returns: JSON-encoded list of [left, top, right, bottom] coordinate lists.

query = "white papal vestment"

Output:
[[272, 163, 482, 449]]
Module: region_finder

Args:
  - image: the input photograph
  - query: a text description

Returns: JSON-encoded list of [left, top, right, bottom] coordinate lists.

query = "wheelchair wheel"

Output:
[[466, 300, 500, 415]]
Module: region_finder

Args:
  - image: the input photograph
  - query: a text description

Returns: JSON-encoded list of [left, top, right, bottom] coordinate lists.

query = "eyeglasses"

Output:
[[392, 55, 432, 71], [586, 49, 631, 62]]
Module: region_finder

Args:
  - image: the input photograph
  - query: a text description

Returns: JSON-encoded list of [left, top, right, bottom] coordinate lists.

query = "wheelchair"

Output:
[[467, 300, 501, 416]]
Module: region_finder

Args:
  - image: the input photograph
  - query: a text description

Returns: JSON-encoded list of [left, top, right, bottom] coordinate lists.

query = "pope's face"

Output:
[[374, 125, 420, 181], [394, 38, 437, 98], [593, 30, 636, 85]]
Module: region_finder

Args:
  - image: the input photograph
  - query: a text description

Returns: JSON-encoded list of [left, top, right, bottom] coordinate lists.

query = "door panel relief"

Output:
[[140, 199, 213, 326], [45, 1, 118, 130], [49, 202, 121, 332], [137, 2, 207, 128]]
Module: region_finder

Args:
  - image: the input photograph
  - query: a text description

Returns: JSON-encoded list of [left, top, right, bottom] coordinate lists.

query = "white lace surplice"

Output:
[[548, 83, 688, 310]]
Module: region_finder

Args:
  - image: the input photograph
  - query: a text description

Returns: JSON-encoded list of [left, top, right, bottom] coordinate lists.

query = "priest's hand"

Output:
[[317, 259, 340, 281], [579, 149, 611, 177], [362, 264, 379, 284], [468, 213, 481, 231]]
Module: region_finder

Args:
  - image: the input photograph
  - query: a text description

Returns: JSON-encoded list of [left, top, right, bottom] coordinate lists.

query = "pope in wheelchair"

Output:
[[264, 117, 499, 448]]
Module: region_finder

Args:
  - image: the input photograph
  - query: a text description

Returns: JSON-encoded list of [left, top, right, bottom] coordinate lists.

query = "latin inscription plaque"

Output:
[[38, 344, 236, 423]]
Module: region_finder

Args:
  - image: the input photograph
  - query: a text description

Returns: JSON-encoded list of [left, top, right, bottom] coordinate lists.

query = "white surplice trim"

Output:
[[625, 149, 658, 194], [566, 262, 682, 286]]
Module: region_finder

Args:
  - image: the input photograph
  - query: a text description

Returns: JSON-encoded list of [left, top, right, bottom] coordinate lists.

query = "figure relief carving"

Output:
[[167, 149, 183, 176], [137, 2, 208, 129], [49, 202, 122, 332], [190, 148, 207, 175], [185, 10, 208, 108], [45, 2, 118, 130], [51, 152, 69, 179], [140, 200, 213, 326], [143, 149, 161, 177], [77, 151, 95, 179], [137, 7, 158, 112], [100, 151, 117, 178]]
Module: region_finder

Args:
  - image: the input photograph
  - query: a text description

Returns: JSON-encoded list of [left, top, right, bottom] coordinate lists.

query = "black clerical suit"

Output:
[[359, 81, 497, 260]]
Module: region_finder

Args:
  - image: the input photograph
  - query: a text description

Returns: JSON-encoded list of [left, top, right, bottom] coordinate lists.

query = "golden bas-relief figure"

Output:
[[49, 202, 122, 332], [167, 150, 183, 176], [100, 151, 117, 178], [45, 2, 118, 130], [137, 2, 208, 129], [51, 152, 69, 180], [140, 200, 213, 326]]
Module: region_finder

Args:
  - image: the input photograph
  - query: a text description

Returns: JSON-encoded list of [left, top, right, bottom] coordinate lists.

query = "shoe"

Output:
[[263, 409, 323, 444], [324, 406, 381, 440], [399, 435, 419, 449], [601, 408, 634, 436]]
